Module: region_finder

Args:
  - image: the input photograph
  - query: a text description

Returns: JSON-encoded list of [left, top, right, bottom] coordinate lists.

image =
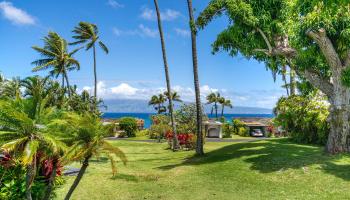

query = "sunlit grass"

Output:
[[55, 139, 350, 200]]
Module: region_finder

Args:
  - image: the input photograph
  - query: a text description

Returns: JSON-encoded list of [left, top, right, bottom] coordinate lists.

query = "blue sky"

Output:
[[0, 0, 285, 108]]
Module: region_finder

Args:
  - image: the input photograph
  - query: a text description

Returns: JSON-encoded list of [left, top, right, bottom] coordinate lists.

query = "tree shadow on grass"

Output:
[[111, 173, 139, 182], [158, 139, 350, 180]]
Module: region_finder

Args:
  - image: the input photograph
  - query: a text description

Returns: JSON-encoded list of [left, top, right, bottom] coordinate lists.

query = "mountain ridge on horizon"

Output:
[[102, 99, 273, 114]]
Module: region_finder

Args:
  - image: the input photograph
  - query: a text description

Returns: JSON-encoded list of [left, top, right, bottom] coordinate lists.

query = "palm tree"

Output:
[[218, 97, 233, 117], [206, 92, 220, 119], [31, 32, 81, 96], [58, 112, 127, 200], [154, 0, 179, 150], [70, 22, 109, 102], [148, 94, 167, 114], [0, 98, 66, 200], [1, 76, 22, 99], [187, 0, 204, 155]]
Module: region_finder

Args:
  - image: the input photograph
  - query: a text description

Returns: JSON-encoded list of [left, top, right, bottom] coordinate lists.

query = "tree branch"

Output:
[[306, 28, 343, 70], [297, 69, 333, 98], [256, 28, 272, 54]]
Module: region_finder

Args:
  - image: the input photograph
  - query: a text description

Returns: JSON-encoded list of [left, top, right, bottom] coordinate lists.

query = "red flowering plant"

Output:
[[165, 131, 196, 150]]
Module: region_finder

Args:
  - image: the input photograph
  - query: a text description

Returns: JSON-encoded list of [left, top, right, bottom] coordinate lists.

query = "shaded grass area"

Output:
[[55, 139, 350, 200]]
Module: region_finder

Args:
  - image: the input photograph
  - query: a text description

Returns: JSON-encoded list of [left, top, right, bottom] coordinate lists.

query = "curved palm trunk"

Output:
[[187, 0, 204, 155], [93, 44, 98, 103], [154, 0, 179, 150], [43, 158, 58, 200], [62, 74, 65, 88], [64, 156, 90, 200]]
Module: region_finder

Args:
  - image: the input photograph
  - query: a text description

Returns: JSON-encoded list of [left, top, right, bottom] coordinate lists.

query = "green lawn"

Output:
[[55, 139, 350, 200]]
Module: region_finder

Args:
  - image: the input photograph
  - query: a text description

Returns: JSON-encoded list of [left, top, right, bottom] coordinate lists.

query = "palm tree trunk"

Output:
[[43, 158, 58, 200], [64, 156, 90, 200], [214, 102, 218, 119], [25, 156, 36, 200], [64, 72, 71, 97], [93, 44, 98, 102], [221, 105, 224, 117], [62, 74, 65, 88], [290, 68, 296, 95], [187, 0, 204, 155], [154, 0, 179, 150]]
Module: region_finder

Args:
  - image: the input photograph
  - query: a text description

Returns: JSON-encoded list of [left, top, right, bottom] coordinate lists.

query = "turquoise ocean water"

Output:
[[102, 113, 274, 128]]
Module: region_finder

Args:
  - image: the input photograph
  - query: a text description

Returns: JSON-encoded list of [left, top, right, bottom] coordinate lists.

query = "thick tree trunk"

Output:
[[43, 158, 58, 200], [327, 105, 350, 153], [187, 0, 204, 155], [154, 0, 179, 150], [64, 156, 90, 200], [25, 164, 34, 200]]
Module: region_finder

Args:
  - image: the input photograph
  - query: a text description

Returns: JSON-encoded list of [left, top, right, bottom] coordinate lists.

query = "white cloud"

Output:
[[107, 0, 124, 8], [140, 7, 181, 21], [111, 83, 138, 96], [80, 82, 285, 108], [112, 24, 158, 38], [175, 28, 190, 37], [0, 1, 35, 25], [138, 24, 158, 38]]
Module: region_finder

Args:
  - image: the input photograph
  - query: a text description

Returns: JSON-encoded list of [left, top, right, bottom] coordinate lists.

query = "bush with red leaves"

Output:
[[165, 131, 196, 150]]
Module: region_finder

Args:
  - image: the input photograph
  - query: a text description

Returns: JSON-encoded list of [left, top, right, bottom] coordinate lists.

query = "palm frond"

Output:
[[98, 41, 109, 54]]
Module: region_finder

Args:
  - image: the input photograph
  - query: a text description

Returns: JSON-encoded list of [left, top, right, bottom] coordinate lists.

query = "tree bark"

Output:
[[221, 105, 224, 117], [43, 158, 58, 200], [64, 72, 71, 97], [93, 44, 97, 100], [327, 104, 350, 153], [290, 68, 296, 95], [25, 164, 34, 200], [154, 0, 179, 150], [187, 0, 204, 155], [64, 156, 90, 200]]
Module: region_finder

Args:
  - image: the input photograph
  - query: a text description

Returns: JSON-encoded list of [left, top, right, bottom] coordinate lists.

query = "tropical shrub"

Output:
[[232, 119, 245, 135], [165, 131, 196, 150], [274, 95, 329, 145], [174, 103, 208, 134], [222, 123, 235, 138], [118, 117, 138, 137], [148, 124, 171, 139], [237, 127, 250, 137]]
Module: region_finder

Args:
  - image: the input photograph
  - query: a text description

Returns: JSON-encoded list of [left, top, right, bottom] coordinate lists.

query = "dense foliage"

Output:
[[274, 95, 329, 145], [118, 117, 138, 137]]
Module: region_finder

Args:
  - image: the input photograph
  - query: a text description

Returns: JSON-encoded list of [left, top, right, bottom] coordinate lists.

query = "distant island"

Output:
[[102, 99, 273, 114]]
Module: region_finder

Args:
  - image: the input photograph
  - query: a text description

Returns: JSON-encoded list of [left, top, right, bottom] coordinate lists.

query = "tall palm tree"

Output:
[[32, 32, 81, 96], [187, 0, 204, 155], [148, 94, 167, 114], [70, 22, 109, 102], [0, 98, 66, 200], [58, 113, 127, 200], [206, 92, 220, 119], [219, 97, 233, 117], [154, 0, 179, 150]]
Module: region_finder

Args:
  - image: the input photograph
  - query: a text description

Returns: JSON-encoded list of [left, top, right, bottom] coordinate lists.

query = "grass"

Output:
[[55, 138, 350, 200]]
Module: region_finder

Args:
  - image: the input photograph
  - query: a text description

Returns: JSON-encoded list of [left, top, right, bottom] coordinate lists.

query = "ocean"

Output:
[[102, 113, 274, 128]]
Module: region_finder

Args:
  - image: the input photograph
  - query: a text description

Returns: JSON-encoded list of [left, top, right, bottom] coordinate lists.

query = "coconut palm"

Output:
[[218, 97, 233, 117], [0, 98, 66, 200], [187, 0, 204, 155], [206, 92, 220, 119], [57, 112, 126, 200], [148, 94, 167, 114], [154, 0, 179, 150], [31, 32, 81, 96], [1, 77, 22, 99], [70, 22, 109, 102]]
